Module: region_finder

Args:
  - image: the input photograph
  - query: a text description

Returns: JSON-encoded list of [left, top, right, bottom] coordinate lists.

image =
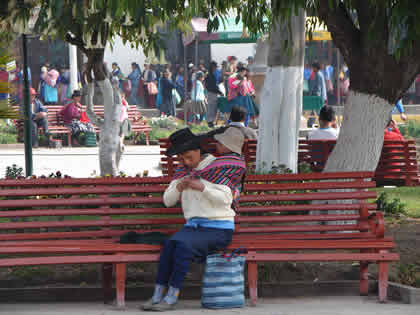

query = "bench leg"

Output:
[[360, 262, 369, 296], [378, 261, 389, 303], [115, 263, 126, 308], [102, 263, 114, 304], [67, 133, 72, 147], [248, 261, 258, 306]]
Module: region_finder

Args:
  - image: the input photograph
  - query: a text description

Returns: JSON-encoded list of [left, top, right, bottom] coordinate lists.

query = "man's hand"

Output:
[[400, 113, 407, 121], [35, 112, 47, 120], [182, 178, 205, 192], [176, 180, 188, 192]]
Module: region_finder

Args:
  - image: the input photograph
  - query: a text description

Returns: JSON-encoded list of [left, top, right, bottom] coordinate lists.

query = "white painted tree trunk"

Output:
[[319, 91, 392, 228], [256, 67, 303, 173], [324, 90, 393, 172], [256, 10, 305, 173], [69, 44, 78, 94], [86, 79, 123, 176]]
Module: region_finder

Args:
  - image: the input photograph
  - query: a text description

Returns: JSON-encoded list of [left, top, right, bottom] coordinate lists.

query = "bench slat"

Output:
[[245, 252, 400, 262], [0, 181, 376, 197], [0, 252, 399, 268], [0, 241, 395, 254], [0, 191, 377, 209]]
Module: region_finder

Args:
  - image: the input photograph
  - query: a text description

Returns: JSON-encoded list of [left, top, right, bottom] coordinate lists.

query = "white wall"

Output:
[[210, 43, 256, 64], [104, 37, 146, 76], [105, 37, 256, 74]]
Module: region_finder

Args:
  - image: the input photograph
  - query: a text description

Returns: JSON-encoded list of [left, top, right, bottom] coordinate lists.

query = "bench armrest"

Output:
[[368, 211, 385, 238]]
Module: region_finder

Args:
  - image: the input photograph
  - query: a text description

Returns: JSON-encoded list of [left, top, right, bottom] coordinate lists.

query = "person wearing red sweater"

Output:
[[58, 90, 94, 146]]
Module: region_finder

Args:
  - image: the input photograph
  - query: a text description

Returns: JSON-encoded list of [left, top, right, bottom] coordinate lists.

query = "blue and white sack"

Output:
[[201, 249, 246, 309]]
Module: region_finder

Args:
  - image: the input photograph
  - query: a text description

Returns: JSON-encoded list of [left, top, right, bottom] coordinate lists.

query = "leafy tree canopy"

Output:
[[3, 1, 420, 101]]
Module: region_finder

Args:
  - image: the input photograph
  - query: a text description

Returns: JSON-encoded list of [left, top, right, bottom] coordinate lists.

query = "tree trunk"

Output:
[[256, 10, 305, 173], [324, 90, 392, 172], [85, 48, 123, 177]]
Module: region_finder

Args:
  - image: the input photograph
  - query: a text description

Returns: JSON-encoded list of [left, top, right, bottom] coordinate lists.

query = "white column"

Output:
[[69, 44, 78, 94]]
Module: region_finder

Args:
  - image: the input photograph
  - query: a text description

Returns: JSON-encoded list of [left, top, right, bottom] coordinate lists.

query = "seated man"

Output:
[[307, 105, 338, 140], [28, 87, 49, 148], [143, 128, 246, 311], [228, 106, 257, 139]]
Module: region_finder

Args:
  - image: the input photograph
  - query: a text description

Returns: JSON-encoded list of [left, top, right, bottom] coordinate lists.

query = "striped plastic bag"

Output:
[[201, 249, 246, 309]]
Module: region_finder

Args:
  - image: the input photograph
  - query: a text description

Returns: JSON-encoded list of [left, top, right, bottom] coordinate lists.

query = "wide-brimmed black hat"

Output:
[[166, 128, 203, 156], [72, 90, 81, 98]]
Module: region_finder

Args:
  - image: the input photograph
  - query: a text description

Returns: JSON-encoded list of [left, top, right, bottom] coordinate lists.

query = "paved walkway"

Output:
[[0, 297, 417, 314], [0, 145, 163, 178]]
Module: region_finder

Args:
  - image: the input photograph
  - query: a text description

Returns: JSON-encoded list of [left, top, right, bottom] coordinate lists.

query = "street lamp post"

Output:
[[22, 34, 33, 177]]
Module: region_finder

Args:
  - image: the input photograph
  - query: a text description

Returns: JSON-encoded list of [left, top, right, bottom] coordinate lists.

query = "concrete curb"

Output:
[[387, 281, 420, 304], [0, 281, 378, 303]]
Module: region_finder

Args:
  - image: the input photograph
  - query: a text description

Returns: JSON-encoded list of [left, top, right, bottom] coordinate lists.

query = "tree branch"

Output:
[[316, 0, 362, 62], [65, 33, 87, 54]]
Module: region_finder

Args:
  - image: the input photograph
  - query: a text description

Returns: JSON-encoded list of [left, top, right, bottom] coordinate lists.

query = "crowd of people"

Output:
[[304, 61, 350, 105], [109, 55, 258, 128], [3, 54, 415, 149]]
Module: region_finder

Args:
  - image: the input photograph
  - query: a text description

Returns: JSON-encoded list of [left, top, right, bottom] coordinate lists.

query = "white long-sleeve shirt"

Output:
[[163, 155, 235, 222]]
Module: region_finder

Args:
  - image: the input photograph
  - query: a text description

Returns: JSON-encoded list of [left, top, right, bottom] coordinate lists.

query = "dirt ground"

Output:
[[0, 221, 419, 289]]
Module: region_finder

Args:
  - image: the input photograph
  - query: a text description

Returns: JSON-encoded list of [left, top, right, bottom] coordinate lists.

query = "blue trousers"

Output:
[[155, 226, 233, 289]]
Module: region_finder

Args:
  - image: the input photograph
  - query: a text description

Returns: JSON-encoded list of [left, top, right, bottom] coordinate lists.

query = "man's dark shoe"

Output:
[[150, 300, 177, 312], [141, 298, 159, 311]]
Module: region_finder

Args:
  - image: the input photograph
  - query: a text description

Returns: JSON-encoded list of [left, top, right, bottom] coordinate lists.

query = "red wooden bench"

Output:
[[160, 138, 420, 186], [13, 104, 151, 146], [0, 172, 398, 307], [298, 140, 419, 186]]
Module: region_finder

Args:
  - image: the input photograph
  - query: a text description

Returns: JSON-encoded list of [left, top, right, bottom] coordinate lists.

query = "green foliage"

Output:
[[150, 117, 178, 129], [376, 192, 407, 217], [249, 162, 293, 175], [399, 121, 420, 139], [0, 132, 17, 144], [0, 120, 18, 144], [0, 44, 19, 119], [397, 263, 420, 288], [5, 164, 24, 179], [298, 162, 312, 174], [144, 118, 212, 143]]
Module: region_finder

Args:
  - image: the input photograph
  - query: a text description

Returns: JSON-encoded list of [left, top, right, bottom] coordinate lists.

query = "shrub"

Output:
[[298, 162, 312, 174], [5, 164, 24, 179], [397, 263, 420, 288], [399, 120, 420, 139], [0, 121, 18, 144], [150, 116, 178, 129], [376, 192, 407, 217]]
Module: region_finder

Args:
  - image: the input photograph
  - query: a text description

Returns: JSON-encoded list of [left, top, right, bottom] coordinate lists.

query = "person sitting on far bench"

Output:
[[27, 87, 50, 148], [307, 105, 339, 140], [142, 128, 246, 311], [229, 106, 257, 139]]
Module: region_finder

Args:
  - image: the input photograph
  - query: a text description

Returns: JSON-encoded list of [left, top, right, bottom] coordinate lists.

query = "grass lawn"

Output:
[[374, 186, 420, 218]]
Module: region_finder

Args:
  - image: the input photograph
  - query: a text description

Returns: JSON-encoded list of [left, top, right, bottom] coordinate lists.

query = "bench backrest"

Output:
[[0, 172, 380, 243], [12, 104, 149, 129], [160, 138, 419, 185]]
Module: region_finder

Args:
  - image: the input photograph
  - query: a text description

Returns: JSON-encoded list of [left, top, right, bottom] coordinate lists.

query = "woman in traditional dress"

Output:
[[159, 70, 177, 117], [188, 71, 207, 124], [58, 90, 94, 146], [224, 67, 258, 127], [42, 68, 59, 105], [58, 66, 70, 105], [127, 62, 141, 105], [142, 63, 157, 108]]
